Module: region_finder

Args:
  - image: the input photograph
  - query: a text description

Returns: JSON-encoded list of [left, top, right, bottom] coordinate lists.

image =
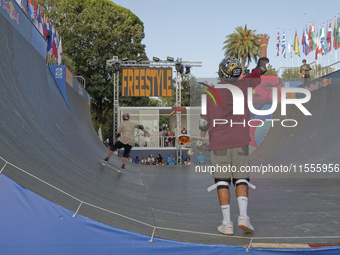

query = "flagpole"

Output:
[[290, 29, 293, 68]]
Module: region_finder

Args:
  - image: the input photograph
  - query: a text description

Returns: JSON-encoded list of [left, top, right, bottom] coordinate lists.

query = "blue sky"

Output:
[[111, 0, 340, 78]]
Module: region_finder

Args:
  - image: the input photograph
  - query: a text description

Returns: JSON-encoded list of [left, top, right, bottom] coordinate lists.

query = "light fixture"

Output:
[[175, 63, 184, 74], [167, 56, 174, 61], [137, 58, 143, 62], [121, 57, 129, 61], [185, 66, 191, 74], [113, 62, 121, 72], [153, 57, 160, 62]]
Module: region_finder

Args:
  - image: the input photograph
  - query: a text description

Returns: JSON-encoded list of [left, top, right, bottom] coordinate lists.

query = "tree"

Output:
[[159, 74, 202, 107], [262, 64, 278, 76], [39, 0, 151, 138], [222, 25, 262, 75]]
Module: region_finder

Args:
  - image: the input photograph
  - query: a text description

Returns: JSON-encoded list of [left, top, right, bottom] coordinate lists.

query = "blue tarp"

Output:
[[0, 174, 339, 255]]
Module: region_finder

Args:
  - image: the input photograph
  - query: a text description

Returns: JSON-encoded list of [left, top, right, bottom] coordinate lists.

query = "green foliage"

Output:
[[159, 74, 200, 107], [39, 0, 149, 138], [262, 64, 278, 76], [223, 25, 261, 75], [278, 64, 334, 83]]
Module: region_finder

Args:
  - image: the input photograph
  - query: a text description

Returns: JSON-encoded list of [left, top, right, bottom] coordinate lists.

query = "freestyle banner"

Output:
[[122, 67, 172, 97]]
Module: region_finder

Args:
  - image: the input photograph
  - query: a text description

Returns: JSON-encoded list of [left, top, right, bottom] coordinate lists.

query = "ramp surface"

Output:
[[1, 6, 340, 247]]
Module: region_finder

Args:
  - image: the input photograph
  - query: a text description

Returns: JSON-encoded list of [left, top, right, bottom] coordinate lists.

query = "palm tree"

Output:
[[222, 25, 261, 75]]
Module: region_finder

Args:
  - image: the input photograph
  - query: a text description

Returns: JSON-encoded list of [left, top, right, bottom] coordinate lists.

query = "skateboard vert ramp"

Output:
[[1, 1, 340, 251]]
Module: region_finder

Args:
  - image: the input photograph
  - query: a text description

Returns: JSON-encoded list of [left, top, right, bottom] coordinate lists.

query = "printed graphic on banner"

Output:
[[3, 0, 19, 24], [55, 68, 63, 79], [122, 68, 172, 97], [304, 78, 332, 92]]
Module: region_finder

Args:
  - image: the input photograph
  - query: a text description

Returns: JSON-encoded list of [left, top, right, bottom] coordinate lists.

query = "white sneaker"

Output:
[[217, 221, 234, 236], [238, 215, 254, 232]]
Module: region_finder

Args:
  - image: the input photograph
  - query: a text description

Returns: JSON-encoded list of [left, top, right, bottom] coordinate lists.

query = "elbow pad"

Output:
[[138, 125, 144, 130], [256, 57, 270, 75]]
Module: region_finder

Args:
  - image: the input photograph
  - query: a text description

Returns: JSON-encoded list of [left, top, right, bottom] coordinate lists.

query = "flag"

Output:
[[33, 0, 38, 28], [281, 30, 286, 59], [334, 16, 339, 50], [294, 30, 300, 56], [316, 28, 324, 60], [308, 23, 313, 52], [37, 6, 44, 35], [315, 28, 319, 60], [327, 21, 332, 53], [58, 38, 62, 65], [336, 16, 340, 45], [303, 27, 310, 56], [311, 22, 316, 50], [337, 16, 340, 46], [27, 0, 34, 20], [21, 0, 28, 16], [287, 30, 292, 58], [52, 28, 59, 59], [302, 27, 306, 56], [276, 28, 280, 57], [320, 24, 326, 55]]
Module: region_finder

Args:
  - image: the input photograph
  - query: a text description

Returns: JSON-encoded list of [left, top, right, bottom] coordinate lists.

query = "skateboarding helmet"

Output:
[[122, 113, 130, 120], [218, 56, 242, 82]]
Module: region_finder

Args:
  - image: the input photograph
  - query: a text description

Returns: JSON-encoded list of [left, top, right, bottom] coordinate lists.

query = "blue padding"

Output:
[[48, 65, 70, 108], [0, 174, 340, 255]]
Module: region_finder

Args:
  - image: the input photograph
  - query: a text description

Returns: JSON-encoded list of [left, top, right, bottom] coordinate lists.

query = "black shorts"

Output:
[[109, 141, 132, 158]]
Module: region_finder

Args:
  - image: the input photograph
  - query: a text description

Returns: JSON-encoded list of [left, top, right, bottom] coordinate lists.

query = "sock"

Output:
[[104, 157, 109, 161], [237, 196, 248, 218], [221, 204, 231, 225]]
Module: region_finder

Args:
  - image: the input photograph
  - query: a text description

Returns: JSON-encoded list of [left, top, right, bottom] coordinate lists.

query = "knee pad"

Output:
[[234, 178, 256, 189], [207, 178, 231, 192]]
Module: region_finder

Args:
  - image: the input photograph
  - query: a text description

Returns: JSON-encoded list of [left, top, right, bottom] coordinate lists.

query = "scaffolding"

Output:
[[106, 57, 202, 165]]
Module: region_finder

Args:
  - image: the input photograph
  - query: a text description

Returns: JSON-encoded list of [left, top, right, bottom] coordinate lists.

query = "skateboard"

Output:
[[178, 135, 209, 155], [101, 160, 125, 173]]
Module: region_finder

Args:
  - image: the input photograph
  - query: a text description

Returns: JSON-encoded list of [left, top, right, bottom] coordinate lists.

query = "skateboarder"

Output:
[[103, 113, 150, 170], [200, 34, 270, 236]]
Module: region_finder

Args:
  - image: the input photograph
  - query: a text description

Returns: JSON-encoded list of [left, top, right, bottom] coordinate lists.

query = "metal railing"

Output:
[[277, 61, 340, 82]]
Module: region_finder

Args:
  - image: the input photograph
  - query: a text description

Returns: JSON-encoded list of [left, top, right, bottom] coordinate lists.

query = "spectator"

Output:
[[128, 156, 132, 163], [140, 156, 147, 165], [300, 59, 312, 83], [195, 151, 206, 165], [162, 127, 167, 147], [168, 132, 174, 147], [147, 154, 155, 165], [182, 127, 187, 134], [167, 154, 176, 165], [156, 154, 164, 165], [184, 157, 192, 165], [134, 156, 140, 164]]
